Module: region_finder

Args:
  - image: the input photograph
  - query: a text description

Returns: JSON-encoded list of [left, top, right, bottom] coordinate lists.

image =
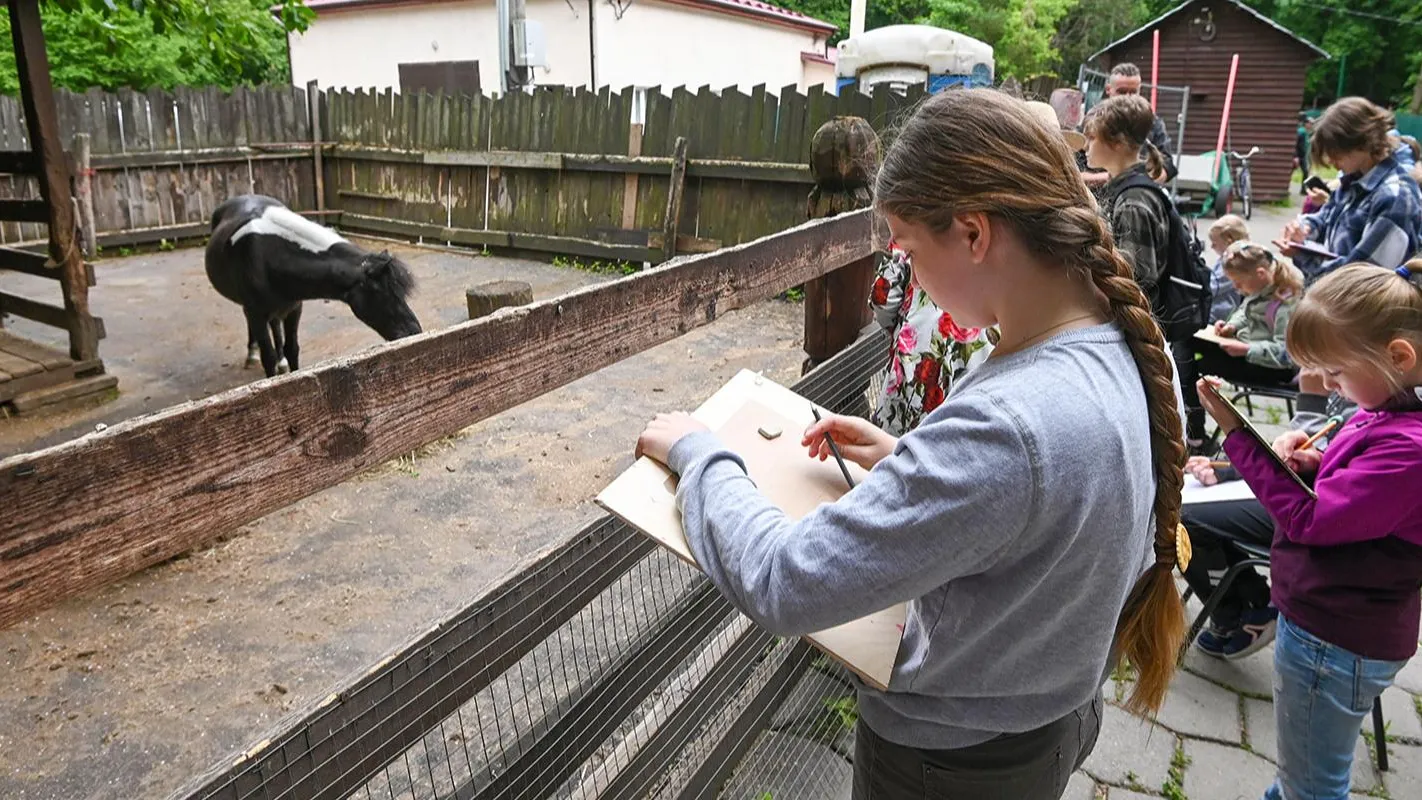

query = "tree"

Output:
[[1052, 0, 1145, 82], [0, 0, 314, 93], [925, 0, 1078, 79]]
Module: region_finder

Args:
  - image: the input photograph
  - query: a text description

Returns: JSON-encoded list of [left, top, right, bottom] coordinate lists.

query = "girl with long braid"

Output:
[[634, 89, 1186, 799]]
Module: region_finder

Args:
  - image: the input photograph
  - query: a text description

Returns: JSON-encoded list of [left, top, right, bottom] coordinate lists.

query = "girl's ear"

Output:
[[1387, 338, 1419, 374], [953, 211, 992, 263]]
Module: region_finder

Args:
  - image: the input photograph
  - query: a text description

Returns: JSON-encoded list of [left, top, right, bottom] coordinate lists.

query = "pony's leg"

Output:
[[282, 304, 303, 372], [245, 336, 259, 369], [269, 319, 289, 374], [245, 309, 280, 377]]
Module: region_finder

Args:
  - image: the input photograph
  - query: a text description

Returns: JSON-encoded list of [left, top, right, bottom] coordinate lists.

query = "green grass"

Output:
[[1162, 739, 1191, 800], [779, 286, 804, 302], [551, 255, 639, 276]]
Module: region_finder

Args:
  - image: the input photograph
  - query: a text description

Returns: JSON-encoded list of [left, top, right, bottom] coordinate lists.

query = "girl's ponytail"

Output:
[[1143, 141, 1167, 182]]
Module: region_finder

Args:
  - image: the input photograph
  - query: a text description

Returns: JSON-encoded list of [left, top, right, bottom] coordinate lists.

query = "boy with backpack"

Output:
[[1085, 94, 1213, 448]]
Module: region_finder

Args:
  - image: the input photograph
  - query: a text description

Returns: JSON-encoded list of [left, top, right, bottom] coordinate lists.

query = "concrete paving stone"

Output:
[[1183, 739, 1276, 800], [1105, 791, 1157, 800], [1382, 742, 1422, 797], [1063, 771, 1097, 800], [1243, 697, 1277, 762], [1182, 645, 1276, 699], [1082, 703, 1176, 789], [1157, 670, 1244, 743], [1395, 650, 1422, 695], [1362, 685, 1422, 742], [1352, 736, 1381, 794]]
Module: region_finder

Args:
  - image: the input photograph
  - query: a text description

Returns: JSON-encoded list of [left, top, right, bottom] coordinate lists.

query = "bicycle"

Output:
[[1224, 146, 1261, 220]]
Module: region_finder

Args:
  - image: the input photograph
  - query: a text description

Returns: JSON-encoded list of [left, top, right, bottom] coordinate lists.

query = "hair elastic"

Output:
[[1398, 264, 1413, 280]]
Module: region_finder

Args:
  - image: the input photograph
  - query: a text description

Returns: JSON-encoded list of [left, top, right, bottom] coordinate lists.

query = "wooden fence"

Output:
[[0, 208, 878, 629], [0, 82, 925, 260]]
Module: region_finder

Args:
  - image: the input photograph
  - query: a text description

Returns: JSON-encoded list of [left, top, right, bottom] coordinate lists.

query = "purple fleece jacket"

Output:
[[1223, 408, 1422, 660]]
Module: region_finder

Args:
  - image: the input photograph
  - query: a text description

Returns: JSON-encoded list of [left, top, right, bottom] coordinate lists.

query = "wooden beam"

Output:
[[0, 209, 875, 628], [307, 80, 326, 213], [9, 0, 95, 361], [332, 147, 814, 184], [87, 147, 311, 170], [661, 137, 689, 262], [72, 133, 97, 258], [0, 290, 66, 328], [621, 123, 643, 230], [0, 246, 51, 277], [338, 212, 651, 262], [0, 199, 51, 223], [0, 150, 39, 175]]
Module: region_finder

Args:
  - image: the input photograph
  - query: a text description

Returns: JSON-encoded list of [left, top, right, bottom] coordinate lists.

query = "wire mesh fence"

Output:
[[1077, 65, 1191, 167], [174, 328, 890, 800]]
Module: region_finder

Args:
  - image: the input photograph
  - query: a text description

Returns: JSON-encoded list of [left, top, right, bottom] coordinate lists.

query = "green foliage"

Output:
[[926, 0, 1077, 79], [1161, 739, 1190, 800], [0, 0, 312, 93], [551, 255, 639, 275]]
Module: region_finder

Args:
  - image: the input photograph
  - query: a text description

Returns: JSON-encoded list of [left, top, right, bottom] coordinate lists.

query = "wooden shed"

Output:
[[1092, 0, 1327, 202]]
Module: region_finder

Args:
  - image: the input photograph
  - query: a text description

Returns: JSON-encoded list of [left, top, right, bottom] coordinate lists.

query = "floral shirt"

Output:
[[868, 245, 997, 436]]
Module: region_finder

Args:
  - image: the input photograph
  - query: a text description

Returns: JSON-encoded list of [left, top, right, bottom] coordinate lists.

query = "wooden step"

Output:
[[10, 373, 117, 415]]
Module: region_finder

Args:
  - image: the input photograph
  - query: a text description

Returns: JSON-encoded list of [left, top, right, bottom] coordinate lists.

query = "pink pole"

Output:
[[1213, 54, 1240, 183], [1151, 30, 1160, 112]]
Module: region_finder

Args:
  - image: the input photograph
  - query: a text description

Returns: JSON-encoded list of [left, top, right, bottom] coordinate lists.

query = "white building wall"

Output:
[[288, 0, 832, 95], [594, 1, 826, 92], [288, 0, 590, 92]]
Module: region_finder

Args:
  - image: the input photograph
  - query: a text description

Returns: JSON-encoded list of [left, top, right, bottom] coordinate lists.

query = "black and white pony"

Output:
[[205, 194, 421, 378]]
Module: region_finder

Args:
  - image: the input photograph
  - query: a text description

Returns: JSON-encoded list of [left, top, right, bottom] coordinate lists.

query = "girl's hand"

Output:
[[801, 414, 896, 471], [1213, 321, 1237, 337], [636, 412, 710, 466], [1196, 377, 1241, 434], [1273, 429, 1323, 476], [1185, 456, 1219, 486], [1306, 187, 1329, 205], [1282, 219, 1310, 244], [1219, 339, 1251, 357]]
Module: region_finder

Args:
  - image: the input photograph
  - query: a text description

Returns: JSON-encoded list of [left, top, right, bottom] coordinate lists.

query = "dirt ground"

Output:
[[0, 240, 808, 800]]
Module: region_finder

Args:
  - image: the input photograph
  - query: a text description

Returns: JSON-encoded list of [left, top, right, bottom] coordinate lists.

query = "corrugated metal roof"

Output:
[[1090, 0, 1329, 61], [298, 0, 837, 33]]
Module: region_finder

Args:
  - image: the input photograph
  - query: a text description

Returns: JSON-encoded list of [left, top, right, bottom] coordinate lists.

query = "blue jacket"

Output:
[[1297, 155, 1422, 282]]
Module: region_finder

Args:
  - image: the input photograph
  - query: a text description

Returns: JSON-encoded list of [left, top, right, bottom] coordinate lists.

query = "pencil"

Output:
[[1298, 419, 1339, 452], [810, 406, 856, 489]]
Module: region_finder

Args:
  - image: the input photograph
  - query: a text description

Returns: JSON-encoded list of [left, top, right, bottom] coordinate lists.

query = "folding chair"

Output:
[[1181, 538, 1390, 771]]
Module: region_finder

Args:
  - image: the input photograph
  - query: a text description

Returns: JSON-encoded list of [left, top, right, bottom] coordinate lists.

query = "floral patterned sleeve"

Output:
[[869, 246, 911, 333]]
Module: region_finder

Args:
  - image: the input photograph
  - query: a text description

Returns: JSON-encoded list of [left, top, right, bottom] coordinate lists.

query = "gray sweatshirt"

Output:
[[667, 323, 1156, 749]]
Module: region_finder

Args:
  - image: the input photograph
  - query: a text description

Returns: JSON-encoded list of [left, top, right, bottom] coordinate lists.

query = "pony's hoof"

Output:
[[243, 357, 258, 370], [276, 358, 290, 375], [245, 346, 260, 369]]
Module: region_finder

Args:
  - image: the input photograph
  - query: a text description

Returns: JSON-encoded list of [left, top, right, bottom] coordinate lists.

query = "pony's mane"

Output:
[[364, 251, 416, 300]]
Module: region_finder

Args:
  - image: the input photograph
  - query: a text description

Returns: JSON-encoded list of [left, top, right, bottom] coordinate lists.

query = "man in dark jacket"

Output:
[[1082, 63, 1178, 189]]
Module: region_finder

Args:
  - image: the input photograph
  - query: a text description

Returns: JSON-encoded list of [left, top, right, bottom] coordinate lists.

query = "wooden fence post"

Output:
[[621, 122, 642, 230], [9, 0, 98, 362], [661, 136, 688, 262], [72, 132, 96, 258], [307, 79, 326, 213], [802, 116, 878, 373]]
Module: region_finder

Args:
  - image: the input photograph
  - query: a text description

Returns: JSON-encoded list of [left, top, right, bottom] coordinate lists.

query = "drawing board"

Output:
[[1193, 327, 1238, 348], [596, 370, 906, 690], [1199, 380, 1317, 498]]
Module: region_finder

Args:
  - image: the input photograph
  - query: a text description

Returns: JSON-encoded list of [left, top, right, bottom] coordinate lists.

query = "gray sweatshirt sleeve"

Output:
[[665, 393, 1035, 636]]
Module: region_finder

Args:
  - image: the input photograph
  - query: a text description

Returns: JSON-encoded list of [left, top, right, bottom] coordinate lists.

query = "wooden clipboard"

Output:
[[1273, 238, 1338, 260], [1200, 380, 1317, 498], [595, 370, 906, 690], [1193, 327, 1236, 348]]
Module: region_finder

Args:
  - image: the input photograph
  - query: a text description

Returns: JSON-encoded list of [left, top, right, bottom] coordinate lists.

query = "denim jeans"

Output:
[[1263, 615, 1409, 800]]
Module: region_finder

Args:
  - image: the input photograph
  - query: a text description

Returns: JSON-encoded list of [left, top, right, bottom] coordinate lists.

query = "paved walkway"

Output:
[[1067, 392, 1422, 800], [1065, 590, 1422, 800]]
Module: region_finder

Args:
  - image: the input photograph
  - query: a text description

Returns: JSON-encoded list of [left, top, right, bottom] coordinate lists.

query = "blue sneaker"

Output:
[[1222, 607, 1278, 661], [1195, 624, 1237, 658]]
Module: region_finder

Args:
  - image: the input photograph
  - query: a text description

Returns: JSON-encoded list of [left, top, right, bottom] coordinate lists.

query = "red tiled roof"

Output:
[[298, 0, 837, 34]]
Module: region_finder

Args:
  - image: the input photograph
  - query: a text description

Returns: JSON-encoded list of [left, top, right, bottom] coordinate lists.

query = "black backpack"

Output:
[[1110, 173, 1211, 340]]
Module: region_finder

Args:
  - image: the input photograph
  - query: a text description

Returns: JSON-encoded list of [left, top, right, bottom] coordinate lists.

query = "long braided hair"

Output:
[[875, 88, 1186, 714]]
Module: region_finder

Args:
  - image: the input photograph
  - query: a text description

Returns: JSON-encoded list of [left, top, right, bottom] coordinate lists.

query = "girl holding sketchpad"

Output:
[[635, 89, 1186, 799], [1196, 262, 1422, 800]]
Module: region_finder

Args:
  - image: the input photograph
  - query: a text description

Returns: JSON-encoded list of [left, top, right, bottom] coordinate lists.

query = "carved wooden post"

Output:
[[803, 116, 878, 374]]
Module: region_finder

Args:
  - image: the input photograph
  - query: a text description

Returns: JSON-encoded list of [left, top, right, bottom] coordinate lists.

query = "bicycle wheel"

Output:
[[1239, 169, 1253, 220]]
